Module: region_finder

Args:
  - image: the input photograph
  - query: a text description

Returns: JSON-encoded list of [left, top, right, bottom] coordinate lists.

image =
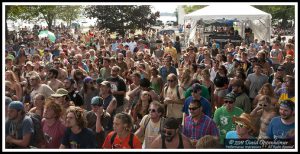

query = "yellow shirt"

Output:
[[164, 47, 177, 63], [278, 93, 295, 104]]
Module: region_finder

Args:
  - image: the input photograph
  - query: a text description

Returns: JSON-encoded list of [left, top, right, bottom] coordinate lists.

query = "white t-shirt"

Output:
[[30, 84, 55, 102], [139, 115, 162, 149]]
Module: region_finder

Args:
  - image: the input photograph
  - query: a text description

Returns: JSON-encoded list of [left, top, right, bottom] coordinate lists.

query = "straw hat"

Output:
[[232, 113, 256, 133]]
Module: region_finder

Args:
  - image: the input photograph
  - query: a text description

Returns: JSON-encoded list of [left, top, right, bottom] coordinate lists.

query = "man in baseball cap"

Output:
[[6, 101, 34, 148], [51, 88, 71, 109]]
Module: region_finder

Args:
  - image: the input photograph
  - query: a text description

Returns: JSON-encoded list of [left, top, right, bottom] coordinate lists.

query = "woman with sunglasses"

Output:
[[250, 95, 277, 139], [226, 113, 257, 140], [131, 91, 153, 129]]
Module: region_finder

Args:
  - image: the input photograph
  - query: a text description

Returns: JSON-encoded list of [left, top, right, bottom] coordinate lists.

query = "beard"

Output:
[[281, 113, 293, 120], [165, 135, 175, 142]]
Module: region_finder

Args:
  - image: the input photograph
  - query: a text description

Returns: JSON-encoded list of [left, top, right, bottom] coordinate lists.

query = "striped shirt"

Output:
[[182, 114, 219, 140]]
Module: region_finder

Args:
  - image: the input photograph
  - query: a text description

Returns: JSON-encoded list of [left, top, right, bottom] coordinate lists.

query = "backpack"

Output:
[[164, 85, 181, 99], [26, 113, 45, 148], [143, 115, 165, 135], [110, 132, 134, 149]]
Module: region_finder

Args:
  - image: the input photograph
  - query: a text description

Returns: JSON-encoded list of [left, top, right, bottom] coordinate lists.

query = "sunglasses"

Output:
[[162, 129, 174, 136], [224, 100, 234, 104], [258, 104, 268, 107], [148, 109, 157, 113], [192, 90, 198, 93], [167, 80, 174, 82], [235, 122, 247, 128], [188, 106, 200, 111]]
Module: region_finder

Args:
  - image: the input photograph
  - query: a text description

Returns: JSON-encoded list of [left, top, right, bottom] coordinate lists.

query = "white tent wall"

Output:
[[184, 4, 272, 45]]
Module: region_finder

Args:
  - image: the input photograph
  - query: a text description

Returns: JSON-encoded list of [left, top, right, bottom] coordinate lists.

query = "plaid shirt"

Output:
[[182, 114, 219, 140]]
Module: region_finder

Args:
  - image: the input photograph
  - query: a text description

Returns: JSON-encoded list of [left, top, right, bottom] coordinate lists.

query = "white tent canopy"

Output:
[[184, 4, 272, 44]]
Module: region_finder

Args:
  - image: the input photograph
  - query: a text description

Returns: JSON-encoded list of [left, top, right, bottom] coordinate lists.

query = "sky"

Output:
[[151, 4, 178, 13]]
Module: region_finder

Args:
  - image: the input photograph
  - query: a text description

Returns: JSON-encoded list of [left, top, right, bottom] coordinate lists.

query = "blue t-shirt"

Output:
[[267, 116, 295, 139], [61, 127, 97, 149], [159, 66, 177, 84], [225, 131, 239, 139], [182, 96, 212, 118], [5, 116, 34, 147]]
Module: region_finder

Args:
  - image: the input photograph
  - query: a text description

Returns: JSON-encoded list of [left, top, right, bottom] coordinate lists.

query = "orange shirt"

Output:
[[102, 131, 142, 149], [286, 49, 294, 58]]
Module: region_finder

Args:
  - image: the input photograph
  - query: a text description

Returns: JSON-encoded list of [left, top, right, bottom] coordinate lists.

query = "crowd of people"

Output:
[[4, 22, 295, 149]]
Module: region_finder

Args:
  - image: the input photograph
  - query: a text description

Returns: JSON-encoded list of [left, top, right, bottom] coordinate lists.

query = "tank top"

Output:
[[161, 133, 184, 149], [103, 95, 113, 110], [151, 81, 161, 95]]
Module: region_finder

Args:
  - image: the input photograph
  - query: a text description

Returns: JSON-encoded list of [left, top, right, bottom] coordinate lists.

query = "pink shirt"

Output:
[[42, 119, 66, 148]]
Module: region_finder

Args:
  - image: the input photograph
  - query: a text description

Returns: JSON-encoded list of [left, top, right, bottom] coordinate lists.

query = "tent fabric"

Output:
[[184, 4, 272, 43]]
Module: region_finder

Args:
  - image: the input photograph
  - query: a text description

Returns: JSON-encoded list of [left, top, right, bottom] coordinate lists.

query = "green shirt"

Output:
[[213, 106, 243, 145], [184, 85, 210, 100], [234, 92, 252, 114]]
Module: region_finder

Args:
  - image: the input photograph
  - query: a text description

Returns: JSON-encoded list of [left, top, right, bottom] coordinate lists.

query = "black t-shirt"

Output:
[[68, 90, 84, 106], [106, 76, 127, 107], [174, 41, 181, 54], [86, 111, 113, 148], [213, 73, 229, 88], [61, 127, 97, 149]]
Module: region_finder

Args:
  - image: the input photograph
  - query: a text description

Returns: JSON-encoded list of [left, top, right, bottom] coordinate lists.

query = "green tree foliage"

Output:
[[252, 5, 295, 28], [84, 5, 160, 36], [6, 5, 82, 31], [57, 6, 82, 27], [183, 5, 207, 14]]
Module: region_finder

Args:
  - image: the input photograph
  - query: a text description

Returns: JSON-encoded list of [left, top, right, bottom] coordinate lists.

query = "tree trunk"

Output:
[[5, 7, 8, 40], [281, 19, 288, 29]]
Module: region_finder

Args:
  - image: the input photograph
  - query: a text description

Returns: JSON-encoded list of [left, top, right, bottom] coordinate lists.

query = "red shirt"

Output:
[[286, 49, 294, 58], [102, 131, 142, 149]]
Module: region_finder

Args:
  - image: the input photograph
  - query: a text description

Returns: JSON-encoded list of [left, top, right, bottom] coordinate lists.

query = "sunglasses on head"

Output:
[[224, 100, 234, 104]]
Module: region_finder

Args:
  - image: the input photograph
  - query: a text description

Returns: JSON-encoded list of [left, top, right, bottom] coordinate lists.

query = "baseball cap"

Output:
[[164, 117, 179, 129], [96, 78, 104, 84], [26, 71, 39, 78], [100, 81, 111, 88], [192, 83, 202, 92], [66, 78, 75, 85], [277, 65, 284, 71], [249, 57, 258, 62], [5, 96, 13, 106], [91, 96, 103, 106], [5, 54, 15, 61], [25, 61, 35, 67], [140, 78, 150, 88], [224, 93, 236, 102], [51, 88, 69, 97], [8, 101, 24, 111], [280, 100, 294, 111], [83, 76, 93, 83], [197, 63, 206, 69]]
